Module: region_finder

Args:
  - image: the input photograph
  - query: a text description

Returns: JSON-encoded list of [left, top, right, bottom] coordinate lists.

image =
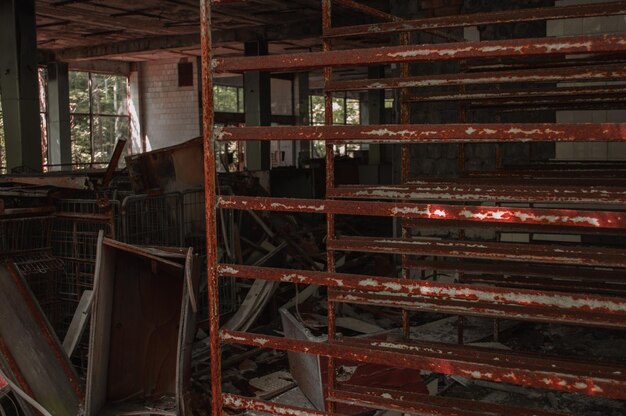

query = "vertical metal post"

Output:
[[322, 0, 337, 413], [399, 30, 411, 340], [200, 1, 221, 416]]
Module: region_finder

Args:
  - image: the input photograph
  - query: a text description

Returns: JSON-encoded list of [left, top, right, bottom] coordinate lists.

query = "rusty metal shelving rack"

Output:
[[202, 1, 626, 415]]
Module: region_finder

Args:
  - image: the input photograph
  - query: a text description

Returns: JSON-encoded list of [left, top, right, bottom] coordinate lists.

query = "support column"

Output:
[[243, 40, 271, 171], [367, 65, 386, 165], [47, 62, 71, 171], [0, 0, 42, 172]]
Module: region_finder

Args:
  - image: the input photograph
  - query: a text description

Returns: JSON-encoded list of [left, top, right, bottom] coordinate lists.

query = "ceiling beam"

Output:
[[48, 21, 322, 61]]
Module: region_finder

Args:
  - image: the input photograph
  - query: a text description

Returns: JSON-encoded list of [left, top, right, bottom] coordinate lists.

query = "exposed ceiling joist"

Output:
[[50, 22, 322, 61]]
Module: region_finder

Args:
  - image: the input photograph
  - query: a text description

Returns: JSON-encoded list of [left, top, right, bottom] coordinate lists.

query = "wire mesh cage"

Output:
[[182, 188, 237, 318], [122, 193, 183, 247], [0, 216, 55, 257], [53, 199, 120, 375], [54, 199, 120, 301], [13, 251, 67, 338]]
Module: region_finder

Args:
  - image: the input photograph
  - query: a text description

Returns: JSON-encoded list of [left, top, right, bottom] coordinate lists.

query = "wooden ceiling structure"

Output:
[[35, 0, 407, 62]]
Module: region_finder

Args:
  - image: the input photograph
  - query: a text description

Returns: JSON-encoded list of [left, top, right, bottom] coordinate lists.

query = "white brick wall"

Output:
[[142, 59, 200, 150], [548, 0, 626, 160]]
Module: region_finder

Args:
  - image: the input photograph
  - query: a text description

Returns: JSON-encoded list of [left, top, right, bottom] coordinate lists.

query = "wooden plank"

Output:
[[62, 289, 94, 357], [0, 264, 81, 415]]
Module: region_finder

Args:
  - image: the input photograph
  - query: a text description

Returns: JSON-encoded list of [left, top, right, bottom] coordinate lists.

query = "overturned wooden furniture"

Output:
[[86, 236, 200, 416], [0, 262, 83, 416]]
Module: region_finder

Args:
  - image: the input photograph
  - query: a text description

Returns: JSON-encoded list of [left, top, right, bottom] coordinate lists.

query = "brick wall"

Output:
[[141, 59, 200, 150]]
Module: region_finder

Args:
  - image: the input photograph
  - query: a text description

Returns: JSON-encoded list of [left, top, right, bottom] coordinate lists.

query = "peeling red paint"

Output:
[[216, 123, 626, 143]]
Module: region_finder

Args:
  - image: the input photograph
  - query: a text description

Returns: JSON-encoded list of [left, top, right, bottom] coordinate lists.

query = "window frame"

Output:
[[69, 71, 130, 169]]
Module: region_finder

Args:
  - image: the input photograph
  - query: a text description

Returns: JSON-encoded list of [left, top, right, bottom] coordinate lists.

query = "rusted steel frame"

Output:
[[465, 167, 626, 179], [406, 259, 626, 284], [402, 217, 626, 237], [324, 1, 626, 38], [322, 0, 337, 412], [497, 102, 626, 113], [399, 27, 412, 340], [330, 289, 626, 329], [405, 85, 626, 103], [5, 262, 84, 399], [217, 195, 626, 231], [200, 1, 221, 416], [459, 275, 626, 297], [55, 212, 118, 223], [328, 236, 626, 268], [327, 183, 626, 205], [472, 96, 626, 109], [332, 0, 463, 42], [215, 123, 626, 143], [214, 34, 626, 73], [220, 330, 626, 398], [339, 336, 625, 381], [217, 264, 626, 327], [222, 393, 328, 416], [325, 63, 626, 92], [331, 385, 566, 416]]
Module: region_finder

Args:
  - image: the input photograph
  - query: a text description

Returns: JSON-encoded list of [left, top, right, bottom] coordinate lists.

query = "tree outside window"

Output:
[[309, 93, 361, 158], [69, 72, 129, 168], [214, 85, 244, 113]]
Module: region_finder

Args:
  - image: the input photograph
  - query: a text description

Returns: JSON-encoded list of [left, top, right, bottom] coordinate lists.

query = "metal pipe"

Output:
[[200, 1, 221, 415]]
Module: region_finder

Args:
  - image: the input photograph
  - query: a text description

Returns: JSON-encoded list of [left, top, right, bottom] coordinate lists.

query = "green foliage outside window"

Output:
[[214, 85, 244, 113], [70, 71, 129, 167], [309, 94, 361, 158]]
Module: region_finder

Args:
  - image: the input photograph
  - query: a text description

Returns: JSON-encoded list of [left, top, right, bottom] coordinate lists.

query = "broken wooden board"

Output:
[[86, 236, 200, 416], [0, 263, 82, 415], [62, 289, 93, 357]]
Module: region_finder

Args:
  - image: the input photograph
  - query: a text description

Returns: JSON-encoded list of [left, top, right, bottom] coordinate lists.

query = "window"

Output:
[[309, 93, 361, 157], [69, 72, 129, 168], [214, 85, 244, 113]]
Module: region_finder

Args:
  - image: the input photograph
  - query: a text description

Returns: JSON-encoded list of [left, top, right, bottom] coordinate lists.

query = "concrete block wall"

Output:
[[548, 0, 626, 160], [141, 59, 201, 150]]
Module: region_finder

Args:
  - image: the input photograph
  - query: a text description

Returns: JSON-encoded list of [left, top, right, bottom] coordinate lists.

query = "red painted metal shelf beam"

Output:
[[324, 1, 626, 38], [214, 34, 626, 73], [218, 264, 626, 329], [326, 63, 626, 92], [327, 183, 626, 204], [216, 123, 626, 143], [329, 236, 626, 268], [221, 330, 626, 399], [218, 195, 626, 231]]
